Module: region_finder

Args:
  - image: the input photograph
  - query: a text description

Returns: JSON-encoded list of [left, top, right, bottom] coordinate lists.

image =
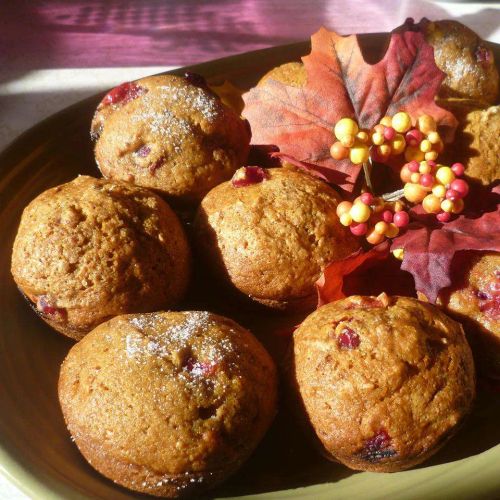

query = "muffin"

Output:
[[257, 62, 307, 88], [58, 311, 278, 497], [92, 74, 251, 204], [421, 20, 499, 105], [194, 167, 360, 310], [11, 176, 190, 340], [290, 294, 475, 472], [437, 252, 500, 379], [442, 105, 499, 186]]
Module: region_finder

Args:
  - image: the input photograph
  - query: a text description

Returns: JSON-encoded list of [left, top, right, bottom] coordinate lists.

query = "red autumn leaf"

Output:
[[316, 241, 390, 307], [243, 25, 457, 192], [391, 206, 500, 303]]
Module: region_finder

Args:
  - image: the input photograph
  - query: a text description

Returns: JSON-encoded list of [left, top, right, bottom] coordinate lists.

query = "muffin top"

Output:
[[422, 20, 499, 105], [439, 252, 499, 337], [11, 176, 190, 338], [92, 75, 250, 204], [292, 295, 475, 471], [58, 311, 277, 494], [195, 167, 360, 307]]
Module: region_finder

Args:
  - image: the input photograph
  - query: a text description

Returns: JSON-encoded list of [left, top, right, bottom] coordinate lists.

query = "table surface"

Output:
[[1, 1, 499, 498]]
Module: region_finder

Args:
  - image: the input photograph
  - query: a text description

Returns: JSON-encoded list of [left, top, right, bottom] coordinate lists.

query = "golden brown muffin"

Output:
[[442, 105, 499, 186], [58, 311, 278, 497], [290, 294, 475, 472], [92, 75, 251, 204], [422, 20, 499, 105], [437, 252, 500, 379], [11, 176, 190, 340], [194, 167, 360, 311], [257, 62, 307, 88]]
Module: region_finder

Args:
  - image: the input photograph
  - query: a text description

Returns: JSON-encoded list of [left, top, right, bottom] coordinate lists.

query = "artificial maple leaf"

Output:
[[391, 206, 500, 303], [316, 241, 390, 307], [243, 26, 457, 192]]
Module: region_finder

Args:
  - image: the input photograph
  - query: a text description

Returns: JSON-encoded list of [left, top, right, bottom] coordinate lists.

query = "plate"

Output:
[[0, 35, 499, 500]]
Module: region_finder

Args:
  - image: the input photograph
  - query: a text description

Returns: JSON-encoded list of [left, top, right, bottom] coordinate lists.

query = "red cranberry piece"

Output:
[[183, 356, 217, 376], [36, 296, 67, 320], [475, 46, 491, 66], [184, 71, 209, 89], [360, 429, 396, 462], [101, 82, 147, 107], [231, 166, 269, 187], [148, 157, 164, 175], [136, 145, 151, 158], [337, 327, 360, 349]]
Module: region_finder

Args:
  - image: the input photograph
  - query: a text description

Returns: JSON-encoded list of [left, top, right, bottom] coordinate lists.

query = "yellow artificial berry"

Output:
[[334, 118, 359, 141], [392, 112, 412, 133], [436, 166, 455, 186], [420, 139, 432, 153], [410, 172, 421, 184], [380, 116, 392, 127], [394, 201, 405, 212], [349, 143, 369, 164], [356, 130, 370, 143], [393, 248, 404, 260], [350, 202, 371, 223], [419, 161, 431, 174], [371, 131, 385, 146], [453, 198, 465, 213], [422, 194, 442, 213], [386, 223, 399, 238], [366, 228, 385, 245], [330, 141, 350, 160], [336, 200, 353, 217], [340, 134, 355, 148], [427, 131, 440, 144], [340, 212, 353, 226], [374, 221, 389, 235], [417, 114, 436, 134], [378, 144, 391, 157], [391, 134, 406, 155], [404, 182, 427, 203], [404, 146, 425, 162], [432, 184, 446, 198], [441, 199, 454, 213], [424, 151, 439, 161]]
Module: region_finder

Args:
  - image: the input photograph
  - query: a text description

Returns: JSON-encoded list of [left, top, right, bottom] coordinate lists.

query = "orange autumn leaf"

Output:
[[243, 26, 457, 192]]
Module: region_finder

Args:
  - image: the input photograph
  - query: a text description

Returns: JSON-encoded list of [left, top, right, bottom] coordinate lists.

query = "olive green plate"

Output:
[[0, 35, 499, 500]]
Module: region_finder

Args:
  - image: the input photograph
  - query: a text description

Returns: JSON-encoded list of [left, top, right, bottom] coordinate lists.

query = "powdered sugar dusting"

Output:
[[159, 84, 219, 122], [125, 312, 238, 371]]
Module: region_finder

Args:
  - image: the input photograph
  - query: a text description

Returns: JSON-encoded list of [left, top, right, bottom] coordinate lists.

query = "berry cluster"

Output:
[[330, 112, 444, 165], [336, 193, 410, 245], [401, 160, 468, 221]]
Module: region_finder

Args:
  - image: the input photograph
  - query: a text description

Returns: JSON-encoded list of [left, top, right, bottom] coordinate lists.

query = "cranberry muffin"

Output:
[[11, 176, 190, 340], [194, 167, 360, 311], [92, 75, 251, 204], [257, 62, 307, 88], [442, 105, 499, 186], [58, 311, 278, 497], [290, 294, 475, 472], [437, 252, 500, 379], [421, 19, 499, 105]]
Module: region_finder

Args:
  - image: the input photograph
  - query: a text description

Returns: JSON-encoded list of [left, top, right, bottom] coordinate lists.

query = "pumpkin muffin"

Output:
[[442, 105, 500, 186], [58, 311, 278, 497], [437, 252, 500, 379], [11, 176, 190, 340], [290, 294, 475, 472], [194, 167, 360, 311], [92, 74, 251, 204], [421, 19, 499, 105], [257, 62, 307, 87]]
